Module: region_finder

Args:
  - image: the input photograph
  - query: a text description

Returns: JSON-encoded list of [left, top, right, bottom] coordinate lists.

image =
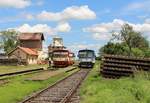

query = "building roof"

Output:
[[18, 33, 44, 41], [19, 47, 38, 56], [8, 46, 38, 56]]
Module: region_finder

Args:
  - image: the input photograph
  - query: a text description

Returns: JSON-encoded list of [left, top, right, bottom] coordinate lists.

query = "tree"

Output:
[[99, 23, 150, 57], [132, 48, 145, 57], [118, 24, 134, 56], [0, 30, 19, 54], [142, 48, 150, 57], [112, 24, 149, 56], [0, 37, 3, 50], [99, 42, 128, 56]]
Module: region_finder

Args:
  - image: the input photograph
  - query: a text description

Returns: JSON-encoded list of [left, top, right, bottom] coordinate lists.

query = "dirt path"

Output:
[[27, 66, 77, 81]]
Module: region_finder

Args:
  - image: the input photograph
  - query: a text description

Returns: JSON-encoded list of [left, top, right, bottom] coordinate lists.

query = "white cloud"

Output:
[[68, 43, 100, 53], [16, 24, 56, 35], [37, 5, 96, 21], [56, 22, 71, 32], [0, 0, 31, 8], [84, 19, 124, 33], [37, 11, 62, 21], [92, 33, 111, 40], [63, 5, 96, 20], [83, 19, 124, 40], [145, 18, 150, 24], [15, 22, 71, 35], [83, 19, 150, 40]]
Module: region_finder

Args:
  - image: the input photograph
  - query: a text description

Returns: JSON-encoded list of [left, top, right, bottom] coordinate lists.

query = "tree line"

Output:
[[99, 24, 150, 57], [0, 24, 150, 58]]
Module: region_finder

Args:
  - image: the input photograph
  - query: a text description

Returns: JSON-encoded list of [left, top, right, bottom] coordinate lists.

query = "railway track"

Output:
[[101, 54, 150, 78], [67, 88, 80, 103], [0, 68, 44, 78], [20, 69, 90, 103]]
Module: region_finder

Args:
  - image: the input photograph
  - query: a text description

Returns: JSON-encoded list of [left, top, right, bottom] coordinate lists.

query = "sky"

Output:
[[0, 0, 150, 54]]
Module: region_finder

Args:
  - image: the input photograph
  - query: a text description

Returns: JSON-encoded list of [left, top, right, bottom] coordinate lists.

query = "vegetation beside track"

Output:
[[27, 66, 77, 81], [80, 61, 150, 103], [0, 68, 79, 103], [0, 64, 47, 74]]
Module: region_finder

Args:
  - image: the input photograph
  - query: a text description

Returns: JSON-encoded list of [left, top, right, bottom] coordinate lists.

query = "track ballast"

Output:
[[20, 69, 90, 103]]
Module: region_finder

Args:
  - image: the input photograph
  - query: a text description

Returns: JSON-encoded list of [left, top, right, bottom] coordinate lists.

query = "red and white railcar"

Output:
[[51, 50, 75, 67]]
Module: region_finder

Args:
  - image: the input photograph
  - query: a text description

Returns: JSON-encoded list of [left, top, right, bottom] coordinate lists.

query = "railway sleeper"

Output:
[[104, 60, 150, 66], [101, 71, 133, 76], [102, 69, 133, 73]]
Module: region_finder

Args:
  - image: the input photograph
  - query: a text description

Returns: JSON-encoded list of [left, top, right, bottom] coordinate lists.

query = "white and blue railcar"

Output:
[[78, 49, 95, 68]]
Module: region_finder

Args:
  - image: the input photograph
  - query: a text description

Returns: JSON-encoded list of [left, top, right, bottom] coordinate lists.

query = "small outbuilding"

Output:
[[8, 46, 38, 64]]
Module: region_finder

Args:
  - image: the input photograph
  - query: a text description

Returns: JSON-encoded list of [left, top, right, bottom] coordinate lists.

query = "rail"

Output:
[[20, 69, 90, 103], [0, 68, 44, 77]]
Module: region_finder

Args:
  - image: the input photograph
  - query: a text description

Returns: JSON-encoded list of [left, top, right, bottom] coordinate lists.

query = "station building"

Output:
[[8, 33, 45, 65]]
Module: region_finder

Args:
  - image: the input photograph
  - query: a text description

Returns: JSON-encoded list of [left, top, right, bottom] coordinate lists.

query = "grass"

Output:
[[0, 68, 79, 103], [0, 64, 48, 74], [80, 61, 150, 103], [28, 66, 77, 80]]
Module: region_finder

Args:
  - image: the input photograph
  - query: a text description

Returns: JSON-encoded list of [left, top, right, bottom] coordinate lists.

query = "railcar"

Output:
[[51, 50, 74, 67], [78, 49, 95, 68], [69, 52, 75, 65]]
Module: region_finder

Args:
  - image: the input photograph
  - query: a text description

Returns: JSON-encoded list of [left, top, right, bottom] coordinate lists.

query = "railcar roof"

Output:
[[53, 50, 69, 52], [78, 49, 94, 52]]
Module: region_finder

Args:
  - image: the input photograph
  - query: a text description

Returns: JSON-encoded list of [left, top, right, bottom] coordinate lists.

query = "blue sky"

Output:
[[0, 0, 150, 54]]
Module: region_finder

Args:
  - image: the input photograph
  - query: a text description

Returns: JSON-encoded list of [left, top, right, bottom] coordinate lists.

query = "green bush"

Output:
[[143, 49, 150, 57], [132, 48, 145, 57]]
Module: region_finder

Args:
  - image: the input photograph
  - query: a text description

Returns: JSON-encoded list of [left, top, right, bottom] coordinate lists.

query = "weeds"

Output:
[[80, 61, 150, 103]]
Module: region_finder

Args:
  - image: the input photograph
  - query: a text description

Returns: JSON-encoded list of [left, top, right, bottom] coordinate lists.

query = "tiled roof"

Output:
[[18, 33, 44, 40], [19, 47, 38, 56]]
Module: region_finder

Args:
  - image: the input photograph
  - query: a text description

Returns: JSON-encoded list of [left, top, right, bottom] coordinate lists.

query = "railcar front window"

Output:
[[79, 51, 94, 58], [53, 52, 68, 57], [87, 52, 94, 57], [78, 52, 87, 58]]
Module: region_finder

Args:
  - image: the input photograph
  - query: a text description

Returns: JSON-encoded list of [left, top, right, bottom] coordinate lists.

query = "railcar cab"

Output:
[[69, 52, 75, 65], [78, 49, 95, 68], [52, 50, 70, 67]]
